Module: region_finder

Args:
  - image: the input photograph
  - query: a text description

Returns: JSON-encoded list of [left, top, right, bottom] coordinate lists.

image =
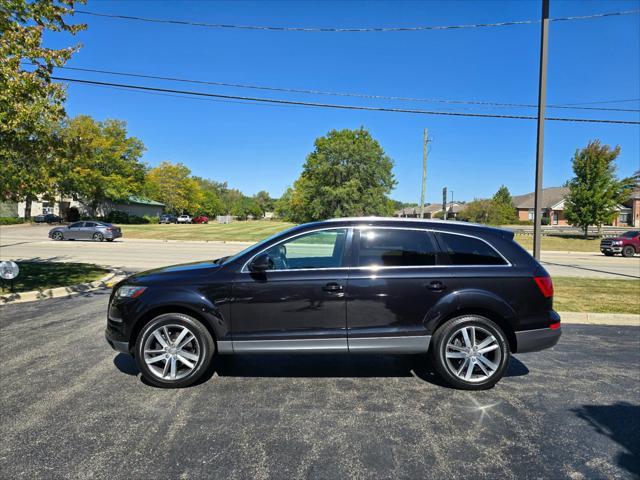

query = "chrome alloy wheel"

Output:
[[143, 324, 201, 380], [445, 325, 502, 383]]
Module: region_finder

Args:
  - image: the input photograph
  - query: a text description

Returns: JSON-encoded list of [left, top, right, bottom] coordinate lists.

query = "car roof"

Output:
[[296, 217, 513, 238]]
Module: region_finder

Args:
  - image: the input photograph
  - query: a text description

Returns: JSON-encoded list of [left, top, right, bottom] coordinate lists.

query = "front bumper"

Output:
[[105, 328, 130, 353], [600, 246, 622, 253]]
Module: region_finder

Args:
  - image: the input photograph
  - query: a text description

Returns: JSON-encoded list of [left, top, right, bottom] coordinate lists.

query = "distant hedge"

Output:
[[103, 211, 155, 224], [0, 217, 24, 225]]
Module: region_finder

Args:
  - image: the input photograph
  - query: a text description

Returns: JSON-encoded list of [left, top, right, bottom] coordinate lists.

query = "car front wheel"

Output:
[[52, 231, 64, 241], [622, 245, 635, 257], [134, 313, 215, 388], [430, 315, 510, 390]]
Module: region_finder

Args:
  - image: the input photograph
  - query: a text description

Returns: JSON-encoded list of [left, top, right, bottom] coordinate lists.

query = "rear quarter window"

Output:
[[436, 232, 507, 266]]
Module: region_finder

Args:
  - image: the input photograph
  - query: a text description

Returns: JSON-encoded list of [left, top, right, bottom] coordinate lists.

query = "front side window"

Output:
[[69, 222, 84, 228], [262, 229, 348, 270], [357, 228, 437, 267], [436, 232, 507, 266]]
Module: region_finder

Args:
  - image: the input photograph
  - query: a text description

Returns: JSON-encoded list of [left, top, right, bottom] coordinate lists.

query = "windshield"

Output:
[[220, 225, 299, 265], [621, 231, 639, 238]]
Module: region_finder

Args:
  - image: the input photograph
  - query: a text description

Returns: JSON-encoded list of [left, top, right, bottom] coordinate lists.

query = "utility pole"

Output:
[[533, 0, 550, 260], [420, 128, 428, 218], [442, 187, 448, 221]]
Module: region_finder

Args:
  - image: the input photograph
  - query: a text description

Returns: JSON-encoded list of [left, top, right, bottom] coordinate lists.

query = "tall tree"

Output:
[[0, 0, 86, 217], [253, 190, 273, 215], [282, 128, 396, 222], [58, 115, 146, 214], [144, 161, 203, 214], [490, 185, 518, 225], [564, 140, 635, 237], [193, 177, 225, 217]]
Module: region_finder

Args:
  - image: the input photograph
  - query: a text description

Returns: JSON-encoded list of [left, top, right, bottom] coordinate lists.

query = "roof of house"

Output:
[[126, 195, 165, 206], [512, 187, 570, 209]]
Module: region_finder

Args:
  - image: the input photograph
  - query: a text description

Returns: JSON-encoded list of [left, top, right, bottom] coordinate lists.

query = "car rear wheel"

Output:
[[52, 231, 64, 241], [93, 232, 104, 242], [622, 245, 635, 257], [429, 315, 510, 390], [134, 313, 215, 388]]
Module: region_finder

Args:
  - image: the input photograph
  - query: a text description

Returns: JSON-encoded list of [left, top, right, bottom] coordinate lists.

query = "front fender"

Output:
[[423, 288, 517, 334], [130, 286, 231, 342]]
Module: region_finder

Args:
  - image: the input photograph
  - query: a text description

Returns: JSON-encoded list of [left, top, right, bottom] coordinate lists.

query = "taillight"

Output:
[[549, 322, 561, 330], [534, 276, 554, 298]]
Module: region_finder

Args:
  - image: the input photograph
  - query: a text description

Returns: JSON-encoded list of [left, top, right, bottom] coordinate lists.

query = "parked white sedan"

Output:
[[176, 215, 192, 224]]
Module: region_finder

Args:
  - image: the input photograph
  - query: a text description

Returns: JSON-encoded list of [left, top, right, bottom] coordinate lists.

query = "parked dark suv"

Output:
[[106, 218, 561, 390]]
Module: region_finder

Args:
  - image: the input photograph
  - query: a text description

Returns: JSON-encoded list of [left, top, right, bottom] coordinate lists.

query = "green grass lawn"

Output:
[[121, 221, 295, 242], [553, 277, 640, 314], [514, 235, 601, 252], [0, 262, 110, 294]]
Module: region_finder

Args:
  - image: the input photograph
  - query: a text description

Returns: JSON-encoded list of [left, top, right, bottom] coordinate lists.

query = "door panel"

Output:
[[230, 228, 350, 352], [66, 222, 85, 239], [346, 228, 446, 350]]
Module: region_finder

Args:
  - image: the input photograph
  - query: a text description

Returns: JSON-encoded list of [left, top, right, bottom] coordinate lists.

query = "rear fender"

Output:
[[424, 289, 517, 335]]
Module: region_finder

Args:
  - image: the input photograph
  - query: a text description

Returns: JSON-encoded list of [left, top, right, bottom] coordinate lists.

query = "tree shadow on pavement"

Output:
[[571, 402, 640, 478]]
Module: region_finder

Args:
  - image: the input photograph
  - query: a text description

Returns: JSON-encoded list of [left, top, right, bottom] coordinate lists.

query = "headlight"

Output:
[[115, 285, 147, 298], [612, 240, 623, 246]]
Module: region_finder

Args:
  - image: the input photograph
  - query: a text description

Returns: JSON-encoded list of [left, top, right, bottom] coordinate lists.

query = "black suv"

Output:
[[106, 218, 561, 390]]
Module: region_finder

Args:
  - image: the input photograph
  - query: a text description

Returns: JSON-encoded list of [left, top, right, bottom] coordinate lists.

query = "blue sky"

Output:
[[48, 0, 640, 203]]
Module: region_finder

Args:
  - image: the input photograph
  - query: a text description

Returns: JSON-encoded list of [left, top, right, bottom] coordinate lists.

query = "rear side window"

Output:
[[85, 222, 96, 228], [357, 229, 437, 267], [436, 232, 507, 266]]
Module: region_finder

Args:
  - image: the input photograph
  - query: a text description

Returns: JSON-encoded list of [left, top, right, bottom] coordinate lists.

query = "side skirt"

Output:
[[219, 336, 431, 355]]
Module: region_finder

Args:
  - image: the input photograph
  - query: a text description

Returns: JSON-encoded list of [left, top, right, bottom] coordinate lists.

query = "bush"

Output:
[[104, 211, 151, 224], [0, 217, 24, 225]]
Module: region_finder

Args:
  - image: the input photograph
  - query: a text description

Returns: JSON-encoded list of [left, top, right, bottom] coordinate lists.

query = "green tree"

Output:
[[143, 161, 202, 215], [458, 199, 493, 224], [283, 128, 396, 222], [57, 115, 146, 214], [0, 0, 86, 217], [193, 177, 225, 217], [253, 190, 273, 215], [564, 140, 636, 237], [489, 185, 518, 225]]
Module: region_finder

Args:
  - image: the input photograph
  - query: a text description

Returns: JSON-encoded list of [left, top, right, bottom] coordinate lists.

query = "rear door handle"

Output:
[[427, 281, 446, 291], [323, 282, 343, 293]]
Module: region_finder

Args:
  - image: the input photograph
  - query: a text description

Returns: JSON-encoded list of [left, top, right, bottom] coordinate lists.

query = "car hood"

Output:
[[126, 260, 222, 284]]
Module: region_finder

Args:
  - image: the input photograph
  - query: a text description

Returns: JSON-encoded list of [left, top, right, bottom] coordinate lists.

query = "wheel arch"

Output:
[[424, 289, 518, 353], [129, 305, 219, 353]]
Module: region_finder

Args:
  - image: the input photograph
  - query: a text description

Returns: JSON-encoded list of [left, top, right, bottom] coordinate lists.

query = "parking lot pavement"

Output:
[[1, 294, 638, 479], [2, 224, 639, 278]]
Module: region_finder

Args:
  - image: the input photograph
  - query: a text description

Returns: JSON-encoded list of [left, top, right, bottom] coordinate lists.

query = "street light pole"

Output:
[[533, 0, 550, 260]]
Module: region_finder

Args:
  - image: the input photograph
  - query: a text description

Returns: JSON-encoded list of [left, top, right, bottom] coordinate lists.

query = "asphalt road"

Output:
[[1, 293, 638, 479], [1, 225, 639, 278]]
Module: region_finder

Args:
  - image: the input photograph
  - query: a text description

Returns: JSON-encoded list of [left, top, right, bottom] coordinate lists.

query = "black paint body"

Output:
[[105, 218, 560, 355]]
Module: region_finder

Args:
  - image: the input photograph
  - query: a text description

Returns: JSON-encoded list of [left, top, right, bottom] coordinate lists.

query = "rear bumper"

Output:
[[516, 326, 561, 353]]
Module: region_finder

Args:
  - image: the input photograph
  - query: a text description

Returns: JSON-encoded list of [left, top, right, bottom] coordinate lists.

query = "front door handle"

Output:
[[427, 281, 446, 291], [322, 282, 343, 293]]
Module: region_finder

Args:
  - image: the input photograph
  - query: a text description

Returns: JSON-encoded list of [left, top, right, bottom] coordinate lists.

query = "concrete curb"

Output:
[[0, 269, 127, 305], [558, 311, 640, 326]]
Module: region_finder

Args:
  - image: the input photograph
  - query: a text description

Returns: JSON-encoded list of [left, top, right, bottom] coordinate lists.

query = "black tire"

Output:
[[622, 245, 635, 257], [603, 252, 615, 256], [429, 315, 510, 390], [52, 231, 64, 241], [93, 232, 104, 242], [134, 313, 215, 388], [106, 238, 114, 242]]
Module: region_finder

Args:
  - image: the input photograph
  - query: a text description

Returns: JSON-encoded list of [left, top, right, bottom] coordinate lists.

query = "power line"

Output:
[[51, 76, 640, 125], [40, 65, 640, 113], [75, 8, 640, 32]]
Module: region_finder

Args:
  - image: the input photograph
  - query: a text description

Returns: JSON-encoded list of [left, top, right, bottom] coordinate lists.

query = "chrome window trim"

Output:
[[240, 226, 351, 273], [239, 224, 512, 273]]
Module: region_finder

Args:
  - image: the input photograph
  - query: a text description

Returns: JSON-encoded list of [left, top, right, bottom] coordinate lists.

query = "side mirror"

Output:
[[249, 253, 273, 272]]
